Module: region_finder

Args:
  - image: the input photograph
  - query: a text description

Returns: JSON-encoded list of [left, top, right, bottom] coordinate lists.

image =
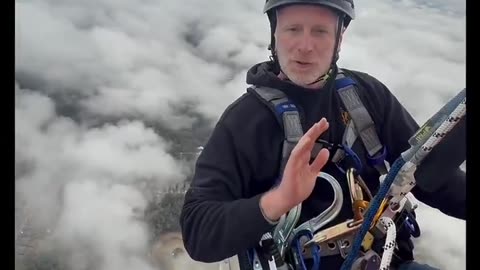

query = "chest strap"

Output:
[[248, 69, 388, 177]]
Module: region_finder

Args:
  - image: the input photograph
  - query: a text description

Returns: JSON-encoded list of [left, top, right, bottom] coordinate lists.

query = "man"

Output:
[[180, 0, 465, 269]]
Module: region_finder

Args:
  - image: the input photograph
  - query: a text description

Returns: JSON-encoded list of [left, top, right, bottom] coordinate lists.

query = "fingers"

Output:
[[304, 118, 329, 141], [292, 118, 329, 158], [310, 148, 330, 173]]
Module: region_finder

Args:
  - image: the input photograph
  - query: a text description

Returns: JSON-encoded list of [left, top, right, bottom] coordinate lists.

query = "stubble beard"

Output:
[[278, 56, 327, 88]]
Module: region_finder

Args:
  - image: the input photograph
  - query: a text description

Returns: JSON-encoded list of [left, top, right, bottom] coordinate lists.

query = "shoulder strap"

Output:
[[334, 69, 388, 175], [248, 86, 304, 181], [248, 69, 389, 178]]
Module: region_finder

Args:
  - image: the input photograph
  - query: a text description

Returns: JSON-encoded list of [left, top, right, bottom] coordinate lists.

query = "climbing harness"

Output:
[[245, 69, 389, 270], [245, 69, 388, 270], [244, 70, 461, 270], [248, 69, 388, 179], [340, 88, 466, 270]]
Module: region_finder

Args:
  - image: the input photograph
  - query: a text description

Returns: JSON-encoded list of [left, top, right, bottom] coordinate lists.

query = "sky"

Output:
[[15, 0, 466, 269]]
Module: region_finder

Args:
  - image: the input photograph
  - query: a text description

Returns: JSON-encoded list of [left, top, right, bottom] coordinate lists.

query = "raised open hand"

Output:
[[260, 118, 331, 221], [277, 117, 330, 209]]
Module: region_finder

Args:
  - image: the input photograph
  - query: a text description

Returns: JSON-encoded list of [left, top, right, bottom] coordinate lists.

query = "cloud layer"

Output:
[[15, 0, 465, 269]]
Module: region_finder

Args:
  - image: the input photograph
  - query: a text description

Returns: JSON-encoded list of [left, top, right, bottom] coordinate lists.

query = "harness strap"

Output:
[[335, 70, 388, 175], [249, 86, 304, 179], [247, 86, 306, 270]]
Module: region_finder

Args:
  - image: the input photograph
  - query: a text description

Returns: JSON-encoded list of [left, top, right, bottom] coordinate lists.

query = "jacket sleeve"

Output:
[[412, 168, 465, 220], [377, 82, 466, 220], [179, 120, 276, 263]]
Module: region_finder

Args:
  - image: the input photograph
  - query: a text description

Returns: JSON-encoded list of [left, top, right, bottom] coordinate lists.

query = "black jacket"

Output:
[[180, 61, 465, 268]]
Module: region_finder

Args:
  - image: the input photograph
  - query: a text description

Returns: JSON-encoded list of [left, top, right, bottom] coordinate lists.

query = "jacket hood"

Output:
[[245, 61, 337, 95]]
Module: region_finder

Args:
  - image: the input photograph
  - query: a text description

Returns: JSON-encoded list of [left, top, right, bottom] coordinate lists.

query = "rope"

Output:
[[390, 94, 466, 206], [341, 89, 466, 270], [411, 98, 466, 165], [379, 217, 396, 270]]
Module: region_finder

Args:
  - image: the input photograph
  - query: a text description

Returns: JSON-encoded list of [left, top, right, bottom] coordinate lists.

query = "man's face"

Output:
[[274, 5, 342, 88]]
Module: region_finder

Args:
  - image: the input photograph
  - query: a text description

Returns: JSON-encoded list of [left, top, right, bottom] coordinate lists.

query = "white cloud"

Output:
[[15, 83, 187, 269], [339, 0, 465, 123], [15, 0, 269, 126], [15, 0, 465, 269], [412, 201, 466, 269], [53, 180, 153, 270]]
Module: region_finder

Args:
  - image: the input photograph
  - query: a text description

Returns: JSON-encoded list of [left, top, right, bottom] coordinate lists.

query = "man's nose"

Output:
[[298, 33, 314, 53]]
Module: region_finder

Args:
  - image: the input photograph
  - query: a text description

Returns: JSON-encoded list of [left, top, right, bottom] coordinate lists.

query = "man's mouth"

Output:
[[294, 60, 312, 67]]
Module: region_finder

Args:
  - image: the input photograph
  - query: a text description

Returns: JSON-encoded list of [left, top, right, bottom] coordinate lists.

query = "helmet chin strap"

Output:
[[305, 68, 333, 86]]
